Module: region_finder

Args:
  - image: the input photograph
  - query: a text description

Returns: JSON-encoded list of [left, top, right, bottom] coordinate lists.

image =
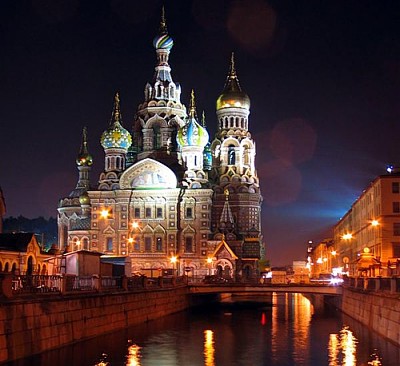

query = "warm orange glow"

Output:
[[331, 250, 337, 256], [342, 233, 353, 240], [131, 221, 139, 229], [371, 220, 379, 227], [203, 330, 215, 366], [170, 255, 177, 264], [126, 343, 142, 366], [207, 257, 213, 264], [328, 326, 358, 365], [100, 209, 109, 219], [128, 238, 134, 243]]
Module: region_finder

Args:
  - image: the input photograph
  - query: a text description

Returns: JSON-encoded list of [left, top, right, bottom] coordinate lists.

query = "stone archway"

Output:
[[215, 259, 233, 279], [27, 256, 33, 275]]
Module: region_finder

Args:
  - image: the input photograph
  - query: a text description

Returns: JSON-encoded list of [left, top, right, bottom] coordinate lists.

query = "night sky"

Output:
[[1, 0, 400, 266]]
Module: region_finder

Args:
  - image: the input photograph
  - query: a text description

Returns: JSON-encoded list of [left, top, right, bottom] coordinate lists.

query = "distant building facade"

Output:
[[57, 12, 264, 279], [333, 169, 400, 275], [0, 233, 50, 274]]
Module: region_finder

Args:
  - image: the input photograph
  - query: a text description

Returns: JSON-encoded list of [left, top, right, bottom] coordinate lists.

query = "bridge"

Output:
[[189, 283, 342, 296]]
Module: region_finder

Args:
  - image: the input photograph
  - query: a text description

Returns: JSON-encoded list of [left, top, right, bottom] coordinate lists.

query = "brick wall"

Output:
[[0, 287, 190, 363], [341, 288, 400, 346]]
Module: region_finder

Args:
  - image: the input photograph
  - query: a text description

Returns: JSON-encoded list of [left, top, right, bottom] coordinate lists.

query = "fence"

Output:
[[0, 273, 187, 298], [343, 276, 400, 294]]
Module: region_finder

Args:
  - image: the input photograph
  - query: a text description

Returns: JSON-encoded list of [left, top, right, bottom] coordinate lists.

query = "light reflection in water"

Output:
[[328, 326, 359, 366], [204, 329, 215, 366], [328, 333, 339, 366], [126, 343, 142, 366]]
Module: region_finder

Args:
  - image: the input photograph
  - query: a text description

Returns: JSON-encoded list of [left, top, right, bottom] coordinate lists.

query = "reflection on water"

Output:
[[203, 330, 215, 366], [126, 343, 141, 366], [6, 293, 398, 366]]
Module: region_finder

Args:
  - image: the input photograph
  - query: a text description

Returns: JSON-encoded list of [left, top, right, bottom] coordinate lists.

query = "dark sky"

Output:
[[1, 0, 400, 266]]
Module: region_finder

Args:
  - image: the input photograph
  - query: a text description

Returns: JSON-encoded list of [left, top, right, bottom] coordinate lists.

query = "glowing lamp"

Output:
[[100, 209, 109, 219], [371, 220, 379, 227]]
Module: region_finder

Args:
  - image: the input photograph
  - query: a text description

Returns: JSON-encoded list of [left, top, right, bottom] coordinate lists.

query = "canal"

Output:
[[5, 293, 400, 365]]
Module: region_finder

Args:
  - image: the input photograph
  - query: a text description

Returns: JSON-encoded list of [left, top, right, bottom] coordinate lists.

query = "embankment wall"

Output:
[[0, 286, 192, 363]]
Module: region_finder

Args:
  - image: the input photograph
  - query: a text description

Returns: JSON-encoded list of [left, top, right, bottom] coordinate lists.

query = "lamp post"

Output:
[[170, 255, 177, 276], [207, 257, 213, 276]]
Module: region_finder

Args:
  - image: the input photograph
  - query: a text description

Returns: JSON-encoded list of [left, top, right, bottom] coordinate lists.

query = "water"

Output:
[[6, 293, 400, 366]]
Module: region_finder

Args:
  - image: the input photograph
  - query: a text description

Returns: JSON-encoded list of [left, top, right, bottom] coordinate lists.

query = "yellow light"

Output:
[[128, 238, 134, 243], [204, 330, 215, 366], [170, 255, 177, 264], [131, 221, 139, 229], [371, 220, 379, 227], [342, 233, 353, 240], [100, 209, 109, 219], [207, 257, 213, 264], [331, 250, 337, 256]]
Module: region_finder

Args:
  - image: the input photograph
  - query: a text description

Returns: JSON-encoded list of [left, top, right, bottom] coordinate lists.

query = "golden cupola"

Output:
[[216, 52, 250, 111]]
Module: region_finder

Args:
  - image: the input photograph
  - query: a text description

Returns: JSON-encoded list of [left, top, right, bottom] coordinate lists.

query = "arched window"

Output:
[[153, 126, 161, 149], [185, 237, 193, 252], [156, 237, 163, 251], [228, 145, 235, 165]]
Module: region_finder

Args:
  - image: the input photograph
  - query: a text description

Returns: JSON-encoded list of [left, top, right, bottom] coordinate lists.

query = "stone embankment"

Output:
[[340, 277, 400, 346], [0, 274, 192, 363]]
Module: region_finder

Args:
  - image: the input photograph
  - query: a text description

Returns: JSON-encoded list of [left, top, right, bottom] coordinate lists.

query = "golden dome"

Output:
[[216, 90, 250, 110], [216, 53, 250, 111]]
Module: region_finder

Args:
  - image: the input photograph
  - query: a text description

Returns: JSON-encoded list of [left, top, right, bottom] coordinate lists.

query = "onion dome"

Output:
[[152, 7, 174, 51], [101, 92, 132, 150], [216, 52, 250, 111], [76, 127, 93, 166], [79, 191, 90, 205], [177, 90, 209, 148]]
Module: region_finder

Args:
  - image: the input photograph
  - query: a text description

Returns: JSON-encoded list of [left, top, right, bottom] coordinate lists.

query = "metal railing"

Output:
[[0, 273, 188, 298], [343, 276, 400, 294]]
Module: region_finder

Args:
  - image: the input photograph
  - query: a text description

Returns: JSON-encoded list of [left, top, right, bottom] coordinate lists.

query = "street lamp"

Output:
[[170, 255, 177, 276], [207, 257, 213, 275], [100, 209, 109, 219]]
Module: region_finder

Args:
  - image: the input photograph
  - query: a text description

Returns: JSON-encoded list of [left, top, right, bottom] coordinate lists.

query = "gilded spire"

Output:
[[229, 52, 236, 79], [111, 92, 122, 125], [189, 89, 197, 119], [81, 126, 89, 154], [76, 126, 93, 167], [159, 6, 168, 35], [201, 110, 206, 127]]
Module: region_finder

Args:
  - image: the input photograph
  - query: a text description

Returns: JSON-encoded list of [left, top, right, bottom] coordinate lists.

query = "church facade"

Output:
[[57, 12, 263, 280]]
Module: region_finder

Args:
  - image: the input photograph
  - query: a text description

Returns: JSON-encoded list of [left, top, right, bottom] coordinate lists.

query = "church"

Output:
[[57, 11, 264, 281]]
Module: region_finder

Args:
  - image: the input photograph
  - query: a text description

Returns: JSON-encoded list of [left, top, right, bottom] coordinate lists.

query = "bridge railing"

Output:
[[343, 276, 400, 294], [0, 274, 187, 299]]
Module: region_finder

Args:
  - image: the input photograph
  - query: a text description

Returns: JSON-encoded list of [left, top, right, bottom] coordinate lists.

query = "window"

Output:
[[185, 237, 193, 252], [134, 208, 140, 218], [393, 243, 400, 258], [156, 237, 162, 251], [393, 182, 400, 193], [106, 238, 113, 251], [156, 208, 163, 218], [393, 223, 400, 236], [134, 241, 140, 251], [145, 237, 152, 251], [145, 208, 151, 218], [228, 145, 235, 165], [186, 207, 193, 218], [394, 202, 400, 213]]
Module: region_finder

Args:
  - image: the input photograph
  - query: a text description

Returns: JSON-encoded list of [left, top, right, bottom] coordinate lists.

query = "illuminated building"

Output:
[[57, 10, 263, 279], [333, 166, 400, 276]]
